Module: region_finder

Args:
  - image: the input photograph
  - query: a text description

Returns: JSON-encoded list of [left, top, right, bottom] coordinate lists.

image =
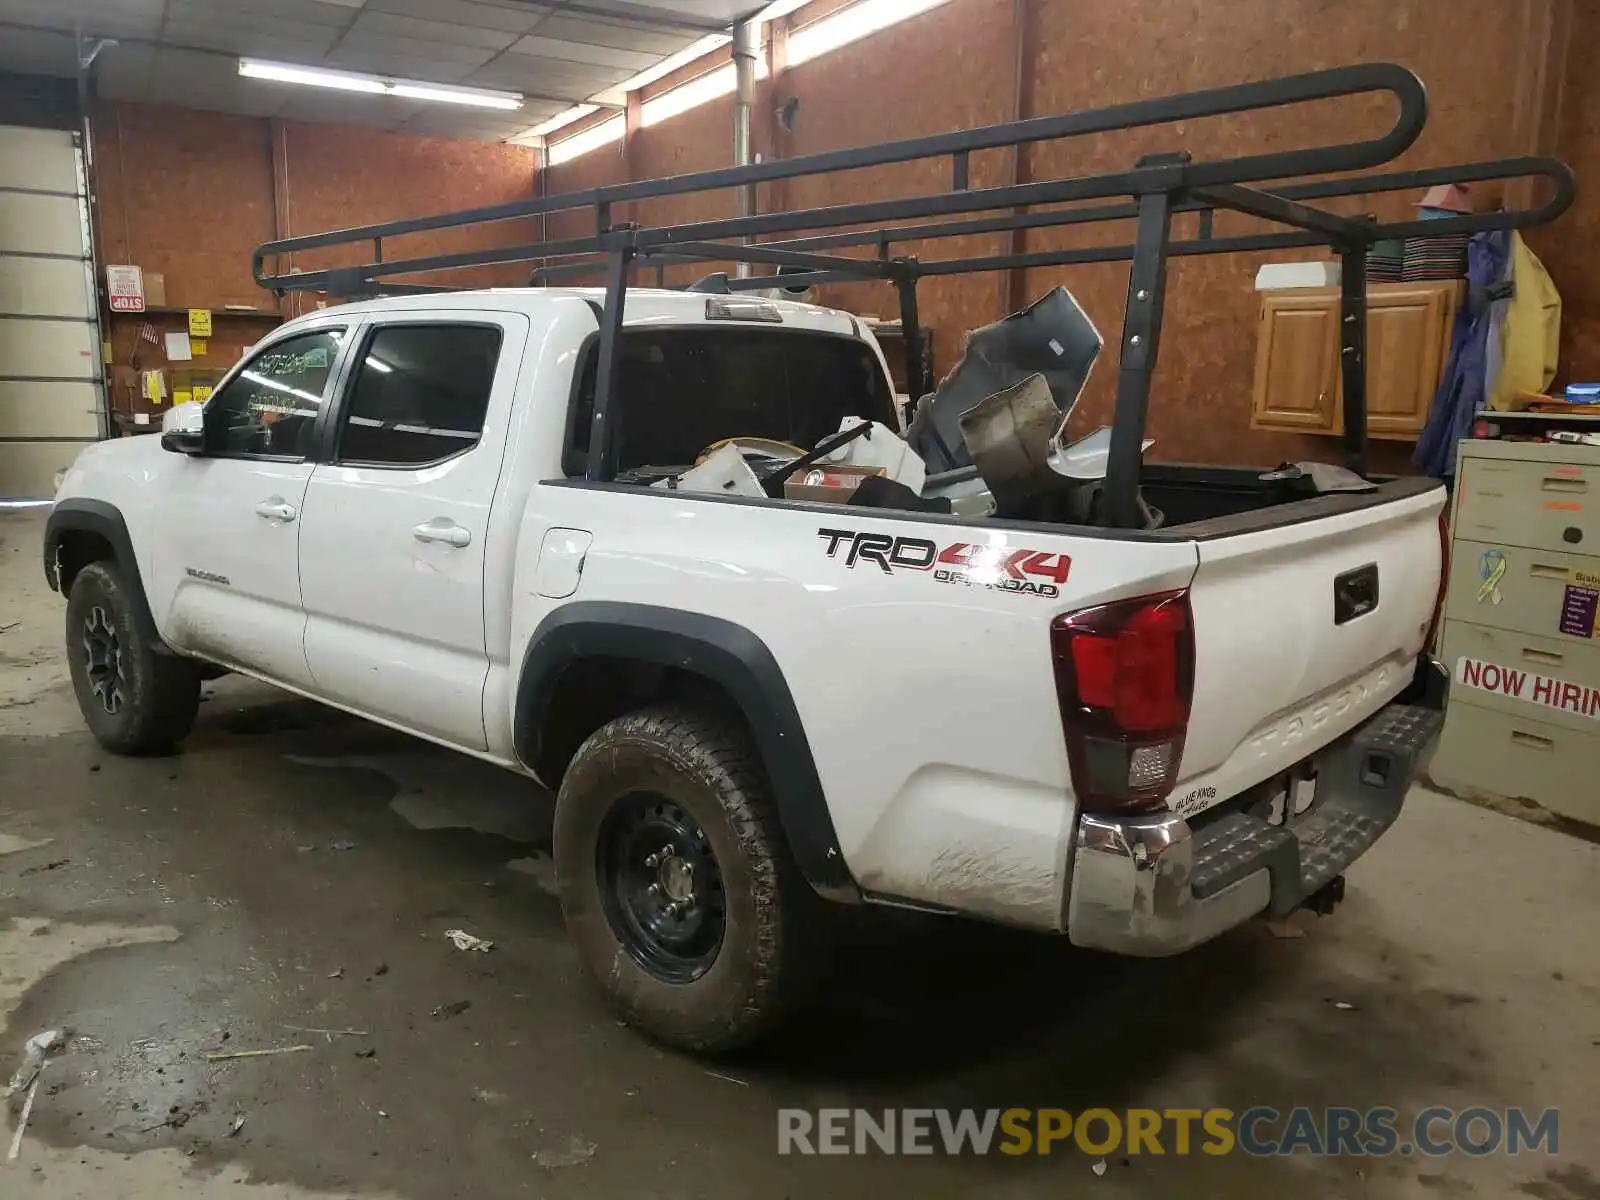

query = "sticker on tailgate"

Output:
[[1455, 656, 1600, 721]]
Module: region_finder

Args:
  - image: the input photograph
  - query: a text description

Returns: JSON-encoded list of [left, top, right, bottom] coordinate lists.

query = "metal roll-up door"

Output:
[[0, 123, 105, 499]]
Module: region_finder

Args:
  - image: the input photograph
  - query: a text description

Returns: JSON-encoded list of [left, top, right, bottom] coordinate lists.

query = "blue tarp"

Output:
[[1413, 231, 1512, 477]]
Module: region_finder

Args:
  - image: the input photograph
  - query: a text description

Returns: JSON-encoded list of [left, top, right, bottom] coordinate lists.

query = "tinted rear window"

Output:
[[564, 328, 897, 476]]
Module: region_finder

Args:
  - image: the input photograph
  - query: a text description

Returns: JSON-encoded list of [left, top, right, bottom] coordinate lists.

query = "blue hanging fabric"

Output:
[[1413, 230, 1512, 477]]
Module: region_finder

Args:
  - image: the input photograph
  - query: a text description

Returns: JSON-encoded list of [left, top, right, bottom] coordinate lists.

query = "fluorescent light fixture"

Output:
[[787, 0, 954, 66], [547, 115, 624, 165], [590, 33, 731, 106], [239, 58, 522, 111], [240, 59, 384, 94], [389, 82, 522, 110]]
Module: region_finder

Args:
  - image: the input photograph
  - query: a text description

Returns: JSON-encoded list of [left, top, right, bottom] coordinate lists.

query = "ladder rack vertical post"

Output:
[[588, 245, 635, 482], [1104, 187, 1174, 529]]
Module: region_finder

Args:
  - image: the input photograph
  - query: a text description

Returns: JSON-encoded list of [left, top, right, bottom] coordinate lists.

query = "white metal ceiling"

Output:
[[0, 0, 761, 141]]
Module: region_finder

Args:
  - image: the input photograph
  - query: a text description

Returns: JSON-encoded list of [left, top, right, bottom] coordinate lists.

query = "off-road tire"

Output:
[[553, 703, 813, 1053], [65, 560, 200, 755]]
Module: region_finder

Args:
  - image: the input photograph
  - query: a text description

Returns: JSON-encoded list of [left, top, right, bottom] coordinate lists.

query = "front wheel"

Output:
[[553, 703, 813, 1053], [65, 560, 200, 755]]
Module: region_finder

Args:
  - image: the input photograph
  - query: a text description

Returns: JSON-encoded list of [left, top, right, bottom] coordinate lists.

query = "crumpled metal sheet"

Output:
[[956, 373, 1062, 512]]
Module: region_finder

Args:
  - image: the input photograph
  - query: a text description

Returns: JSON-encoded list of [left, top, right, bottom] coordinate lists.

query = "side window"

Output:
[[336, 324, 503, 467], [206, 329, 345, 459]]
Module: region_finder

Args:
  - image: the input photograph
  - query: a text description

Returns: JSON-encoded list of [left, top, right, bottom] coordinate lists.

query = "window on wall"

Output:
[[547, 115, 624, 165], [539, 0, 953, 161], [336, 324, 503, 467], [786, 0, 955, 66]]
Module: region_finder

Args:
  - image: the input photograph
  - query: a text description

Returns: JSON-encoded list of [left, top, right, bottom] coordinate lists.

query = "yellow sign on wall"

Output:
[[190, 338, 207, 357], [188, 308, 213, 338]]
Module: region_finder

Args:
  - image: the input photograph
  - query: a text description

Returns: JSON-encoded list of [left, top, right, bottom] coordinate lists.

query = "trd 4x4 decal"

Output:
[[817, 527, 1070, 598]]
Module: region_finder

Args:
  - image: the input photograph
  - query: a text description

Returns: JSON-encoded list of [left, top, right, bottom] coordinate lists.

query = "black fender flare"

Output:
[[44, 499, 168, 654], [516, 602, 858, 901]]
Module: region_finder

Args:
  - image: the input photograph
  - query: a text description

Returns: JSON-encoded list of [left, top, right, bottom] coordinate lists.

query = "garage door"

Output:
[[0, 124, 105, 499]]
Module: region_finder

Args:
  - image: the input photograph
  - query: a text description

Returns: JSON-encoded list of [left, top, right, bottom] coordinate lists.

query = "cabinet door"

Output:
[[1250, 291, 1339, 432], [1356, 285, 1456, 438]]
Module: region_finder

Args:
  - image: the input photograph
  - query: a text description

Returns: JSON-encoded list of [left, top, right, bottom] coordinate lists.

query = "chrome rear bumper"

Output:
[[1066, 662, 1446, 956]]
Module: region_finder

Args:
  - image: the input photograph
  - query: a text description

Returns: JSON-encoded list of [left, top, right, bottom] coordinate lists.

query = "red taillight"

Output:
[[1051, 590, 1194, 814]]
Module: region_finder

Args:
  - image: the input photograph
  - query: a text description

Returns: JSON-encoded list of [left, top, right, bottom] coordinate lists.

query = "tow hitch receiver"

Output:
[[1302, 874, 1346, 916]]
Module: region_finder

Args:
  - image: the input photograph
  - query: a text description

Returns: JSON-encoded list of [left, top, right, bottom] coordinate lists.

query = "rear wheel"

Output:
[[553, 703, 812, 1052], [65, 561, 200, 754]]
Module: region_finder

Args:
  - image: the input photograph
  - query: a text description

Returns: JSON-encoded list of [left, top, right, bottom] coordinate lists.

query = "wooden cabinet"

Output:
[[1250, 281, 1460, 440], [1251, 291, 1341, 431]]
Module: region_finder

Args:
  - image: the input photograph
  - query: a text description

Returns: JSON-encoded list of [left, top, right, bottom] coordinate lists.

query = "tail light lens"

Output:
[[1050, 590, 1195, 814]]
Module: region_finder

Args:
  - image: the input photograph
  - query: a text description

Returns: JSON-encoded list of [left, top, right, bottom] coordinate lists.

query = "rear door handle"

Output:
[[413, 520, 471, 548], [254, 499, 298, 523]]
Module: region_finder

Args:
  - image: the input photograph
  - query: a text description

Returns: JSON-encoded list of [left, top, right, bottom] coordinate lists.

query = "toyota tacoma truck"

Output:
[[43, 62, 1554, 1051], [46, 286, 1448, 1050]]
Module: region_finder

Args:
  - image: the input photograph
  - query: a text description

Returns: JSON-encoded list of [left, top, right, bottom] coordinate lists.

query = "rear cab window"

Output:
[[336, 323, 504, 468], [563, 327, 897, 478]]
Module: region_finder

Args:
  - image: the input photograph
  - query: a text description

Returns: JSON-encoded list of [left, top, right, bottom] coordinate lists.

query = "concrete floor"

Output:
[[1, 507, 1598, 1200]]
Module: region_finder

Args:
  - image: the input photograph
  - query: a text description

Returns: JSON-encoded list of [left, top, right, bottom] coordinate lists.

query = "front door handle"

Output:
[[413, 520, 471, 548], [254, 498, 298, 523]]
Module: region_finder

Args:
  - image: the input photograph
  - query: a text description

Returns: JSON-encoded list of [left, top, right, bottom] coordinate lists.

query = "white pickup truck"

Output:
[[46, 287, 1448, 1050]]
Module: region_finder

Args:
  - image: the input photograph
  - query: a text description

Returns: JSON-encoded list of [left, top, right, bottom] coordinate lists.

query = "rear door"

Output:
[[298, 312, 528, 750], [148, 325, 354, 687], [1177, 484, 1447, 815]]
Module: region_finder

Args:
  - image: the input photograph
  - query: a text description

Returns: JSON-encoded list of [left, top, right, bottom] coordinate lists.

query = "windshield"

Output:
[[565, 327, 898, 476]]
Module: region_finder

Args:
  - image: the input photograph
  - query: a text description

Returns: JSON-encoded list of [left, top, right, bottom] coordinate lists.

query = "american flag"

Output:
[[138, 322, 158, 344]]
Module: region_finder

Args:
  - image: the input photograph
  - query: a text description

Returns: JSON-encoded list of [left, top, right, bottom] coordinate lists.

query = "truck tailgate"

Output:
[[1176, 483, 1446, 817]]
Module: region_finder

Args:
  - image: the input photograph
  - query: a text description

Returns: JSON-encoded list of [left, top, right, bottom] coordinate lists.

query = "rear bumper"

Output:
[[1066, 658, 1446, 956]]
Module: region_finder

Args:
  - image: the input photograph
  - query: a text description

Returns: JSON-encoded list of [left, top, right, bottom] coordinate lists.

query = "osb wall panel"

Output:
[[279, 120, 537, 292], [544, 136, 626, 257], [1537, 0, 1596, 385], [93, 103, 276, 309], [775, 0, 1014, 376], [632, 96, 738, 287], [92, 100, 538, 313], [1019, 0, 1529, 471]]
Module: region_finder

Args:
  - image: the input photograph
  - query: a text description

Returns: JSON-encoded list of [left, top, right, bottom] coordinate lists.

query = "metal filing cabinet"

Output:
[[1429, 438, 1600, 824]]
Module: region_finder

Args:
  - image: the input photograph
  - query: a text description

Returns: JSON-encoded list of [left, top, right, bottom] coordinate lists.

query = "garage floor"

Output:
[[2, 509, 1598, 1200]]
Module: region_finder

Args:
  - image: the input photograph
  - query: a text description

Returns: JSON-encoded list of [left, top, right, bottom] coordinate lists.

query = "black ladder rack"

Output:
[[251, 62, 1574, 529]]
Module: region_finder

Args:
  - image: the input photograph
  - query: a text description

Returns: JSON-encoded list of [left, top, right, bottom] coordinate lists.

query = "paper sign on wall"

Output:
[[1456, 656, 1600, 720], [163, 332, 192, 362], [106, 265, 145, 313], [141, 370, 166, 404], [173, 389, 193, 406], [190, 339, 207, 357], [188, 308, 213, 338]]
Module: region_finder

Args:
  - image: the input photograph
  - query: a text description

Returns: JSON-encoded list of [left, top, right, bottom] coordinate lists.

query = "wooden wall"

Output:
[[90, 100, 538, 416], [547, 0, 1586, 471]]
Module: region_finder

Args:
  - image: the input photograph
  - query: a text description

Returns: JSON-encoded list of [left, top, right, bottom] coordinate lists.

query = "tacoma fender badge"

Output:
[[185, 567, 231, 586]]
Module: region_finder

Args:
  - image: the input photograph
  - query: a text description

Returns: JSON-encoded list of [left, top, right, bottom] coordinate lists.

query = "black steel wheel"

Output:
[[597, 792, 727, 983], [553, 703, 817, 1052]]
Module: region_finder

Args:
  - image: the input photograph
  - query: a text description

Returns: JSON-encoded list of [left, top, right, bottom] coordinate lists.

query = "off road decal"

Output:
[[817, 528, 1070, 598], [1455, 656, 1600, 720]]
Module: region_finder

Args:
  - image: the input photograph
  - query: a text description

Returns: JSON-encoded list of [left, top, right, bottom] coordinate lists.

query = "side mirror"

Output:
[[160, 401, 206, 455]]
